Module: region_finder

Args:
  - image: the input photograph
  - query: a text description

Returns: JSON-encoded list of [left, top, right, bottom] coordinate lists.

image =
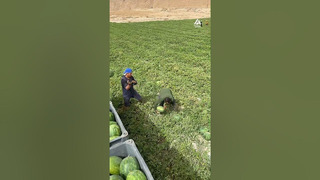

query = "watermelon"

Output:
[[173, 114, 181, 120], [110, 156, 123, 175], [126, 170, 147, 180], [120, 156, 140, 177], [110, 121, 117, 125], [110, 175, 124, 180], [110, 136, 119, 141], [110, 112, 115, 121], [157, 106, 164, 113], [110, 124, 121, 137], [203, 132, 211, 140]]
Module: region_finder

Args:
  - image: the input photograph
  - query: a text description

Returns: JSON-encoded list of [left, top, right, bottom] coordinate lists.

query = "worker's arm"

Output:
[[125, 84, 131, 90], [121, 78, 132, 90], [125, 80, 132, 90], [131, 77, 137, 85]]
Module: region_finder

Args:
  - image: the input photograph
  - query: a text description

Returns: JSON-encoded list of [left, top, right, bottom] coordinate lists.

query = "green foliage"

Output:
[[110, 112, 115, 121], [110, 19, 211, 179], [110, 70, 115, 77]]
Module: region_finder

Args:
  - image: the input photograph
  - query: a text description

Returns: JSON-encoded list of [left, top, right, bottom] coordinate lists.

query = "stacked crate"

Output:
[[109, 101, 154, 180]]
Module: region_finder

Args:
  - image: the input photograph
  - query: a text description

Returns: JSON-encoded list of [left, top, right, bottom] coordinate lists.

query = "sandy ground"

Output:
[[110, 8, 210, 23], [110, 0, 210, 23]]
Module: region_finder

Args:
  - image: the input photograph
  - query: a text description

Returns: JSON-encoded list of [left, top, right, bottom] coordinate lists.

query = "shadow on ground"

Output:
[[111, 95, 182, 112], [113, 96, 204, 180]]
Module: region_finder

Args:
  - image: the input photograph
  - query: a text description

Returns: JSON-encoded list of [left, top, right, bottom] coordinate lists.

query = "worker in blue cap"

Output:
[[121, 68, 142, 107]]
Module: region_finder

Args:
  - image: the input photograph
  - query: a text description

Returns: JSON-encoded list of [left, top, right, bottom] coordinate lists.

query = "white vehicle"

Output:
[[194, 19, 202, 28]]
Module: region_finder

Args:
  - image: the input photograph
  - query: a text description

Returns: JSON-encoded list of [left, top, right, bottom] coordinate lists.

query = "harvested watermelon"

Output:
[[120, 156, 140, 178], [110, 175, 124, 180], [110, 156, 123, 175], [110, 124, 121, 137], [109, 175, 124, 180], [110, 136, 119, 141], [110, 112, 115, 121], [110, 121, 117, 125], [157, 106, 164, 113], [126, 170, 147, 180]]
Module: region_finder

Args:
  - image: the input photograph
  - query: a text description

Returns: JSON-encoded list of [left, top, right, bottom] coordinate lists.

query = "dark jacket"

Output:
[[121, 75, 138, 98], [154, 88, 175, 110]]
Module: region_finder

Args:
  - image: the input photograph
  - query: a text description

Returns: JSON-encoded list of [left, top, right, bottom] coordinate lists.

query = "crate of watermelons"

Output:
[[109, 139, 154, 180], [109, 101, 129, 147]]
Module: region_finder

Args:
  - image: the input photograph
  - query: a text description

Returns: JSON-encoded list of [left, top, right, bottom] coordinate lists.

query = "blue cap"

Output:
[[123, 68, 132, 74]]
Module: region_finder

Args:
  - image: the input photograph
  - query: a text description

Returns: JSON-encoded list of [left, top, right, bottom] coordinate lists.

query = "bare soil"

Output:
[[110, 0, 211, 23]]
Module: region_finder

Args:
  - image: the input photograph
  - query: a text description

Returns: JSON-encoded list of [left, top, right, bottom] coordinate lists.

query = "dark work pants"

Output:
[[124, 90, 142, 107]]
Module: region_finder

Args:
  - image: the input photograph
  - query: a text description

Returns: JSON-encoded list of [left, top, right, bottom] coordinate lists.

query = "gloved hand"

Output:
[[163, 104, 167, 110]]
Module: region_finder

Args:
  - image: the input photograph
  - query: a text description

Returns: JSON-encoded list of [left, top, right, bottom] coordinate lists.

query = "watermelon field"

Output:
[[109, 19, 211, 179]]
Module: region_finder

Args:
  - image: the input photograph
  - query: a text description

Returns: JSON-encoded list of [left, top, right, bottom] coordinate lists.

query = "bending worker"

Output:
[[121, 68, 142, 107], [154, 88, 175, 111]]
